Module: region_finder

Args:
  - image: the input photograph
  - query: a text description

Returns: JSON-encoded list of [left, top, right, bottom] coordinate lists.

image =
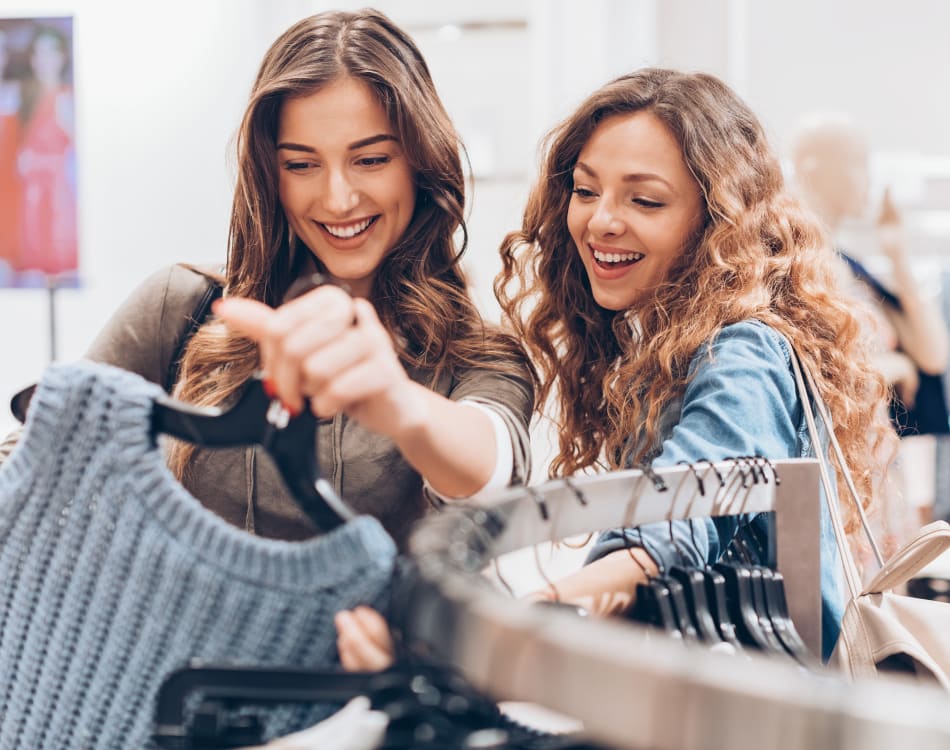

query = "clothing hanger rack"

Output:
[[154, 458, 950, 748], [410, 457, 822, 655], [392, 458, 950, 749]]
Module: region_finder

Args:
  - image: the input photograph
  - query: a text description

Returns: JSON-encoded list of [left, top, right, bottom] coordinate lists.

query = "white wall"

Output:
[[0, 0, 280, 435]]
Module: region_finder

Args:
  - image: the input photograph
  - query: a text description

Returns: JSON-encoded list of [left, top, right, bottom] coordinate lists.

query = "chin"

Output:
[[592, 293, 629, 312]]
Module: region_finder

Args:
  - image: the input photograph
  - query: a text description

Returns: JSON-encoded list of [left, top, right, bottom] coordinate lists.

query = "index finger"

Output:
[[212, 297, 276, 343]]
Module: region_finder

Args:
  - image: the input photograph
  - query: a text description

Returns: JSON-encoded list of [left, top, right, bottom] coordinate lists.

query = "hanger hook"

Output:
[[719, 458, 762, 566], [618, 471, 662, 577], [638, 463, 668, 493], [524, 484, 549, 523], [736, 456, 755, 488], [716, 458, 749, 515], [562, 476, 588, 506], [665, 461, 704, 558], [758, 455, 781, 486], [468, 509, 516, 598], [676, 459, 706, 497]]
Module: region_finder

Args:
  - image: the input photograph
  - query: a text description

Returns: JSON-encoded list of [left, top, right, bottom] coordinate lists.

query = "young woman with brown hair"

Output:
[[1, 9, 533, 669], [495, 68, 894, 660]]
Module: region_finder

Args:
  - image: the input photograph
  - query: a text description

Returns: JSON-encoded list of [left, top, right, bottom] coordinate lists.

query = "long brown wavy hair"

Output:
[[496, 68, 893, 532], [168, 9, 527, 478]]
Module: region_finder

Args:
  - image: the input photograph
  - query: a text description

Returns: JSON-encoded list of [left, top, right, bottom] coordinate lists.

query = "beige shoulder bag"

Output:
[[790, 349, 950, 688]]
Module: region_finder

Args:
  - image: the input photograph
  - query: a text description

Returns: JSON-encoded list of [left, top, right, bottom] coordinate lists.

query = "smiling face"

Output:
[[567, 110, 704, 312], [277, 77, 416, 297]]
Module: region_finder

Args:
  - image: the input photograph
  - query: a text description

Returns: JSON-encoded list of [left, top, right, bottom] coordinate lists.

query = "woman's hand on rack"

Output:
[[523, 548, 657, 617], [335, 606, 395, 672], [213, 285, 425, 440]]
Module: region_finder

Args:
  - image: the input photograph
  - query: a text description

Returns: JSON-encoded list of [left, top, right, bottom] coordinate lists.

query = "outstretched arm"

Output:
[[213, 286, 501, 499]]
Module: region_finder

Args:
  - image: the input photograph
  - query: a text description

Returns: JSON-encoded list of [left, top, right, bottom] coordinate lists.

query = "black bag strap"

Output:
[[164, 278, 223, 393]]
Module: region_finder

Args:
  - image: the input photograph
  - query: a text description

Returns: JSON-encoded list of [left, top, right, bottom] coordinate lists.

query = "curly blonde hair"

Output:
[[496, 68, 893, 532], [167, 10, 528, 479]]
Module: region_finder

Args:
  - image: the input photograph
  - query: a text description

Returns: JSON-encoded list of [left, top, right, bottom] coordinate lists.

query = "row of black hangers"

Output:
[[466, 456, 818, 669], [614, 459, 817, 668]]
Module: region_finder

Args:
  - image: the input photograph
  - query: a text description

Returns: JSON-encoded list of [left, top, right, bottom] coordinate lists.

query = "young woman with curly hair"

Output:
[[495, 68, 894, 660], [1, 9, 533, 670]]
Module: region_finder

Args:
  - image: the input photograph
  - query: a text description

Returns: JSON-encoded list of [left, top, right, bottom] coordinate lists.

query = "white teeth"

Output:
[[322, 217, 374, 238], [592, 248, 643, 263]]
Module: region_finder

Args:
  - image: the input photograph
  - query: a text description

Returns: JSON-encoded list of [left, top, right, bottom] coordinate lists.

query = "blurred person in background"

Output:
[[790, 113, 950, 539]]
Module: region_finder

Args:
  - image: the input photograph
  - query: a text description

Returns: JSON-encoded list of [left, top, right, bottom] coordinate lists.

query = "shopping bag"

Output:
[[791, 349, 950, 688]]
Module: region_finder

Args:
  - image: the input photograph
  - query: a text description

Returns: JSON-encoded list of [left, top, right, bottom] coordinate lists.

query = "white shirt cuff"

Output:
[[425, 400, 514, 501]]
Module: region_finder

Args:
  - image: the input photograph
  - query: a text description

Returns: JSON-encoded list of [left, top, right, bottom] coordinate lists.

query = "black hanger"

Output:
[[757, 566, 818, 668], [151, 375, 354, 533], [662, 574, 700, 643], [632, 465, 697, 640], [679, 460, 742, 650], [729, 507, 813, 664], [615, 471, 682, 639], [726, 459, 810, 662], [706, 460, 776, 651], [663, 462, 721, 644], [746, 564, 796, 656], [723, 463, 815, 668], [622, 526, 684, 639], [154, 661, 610, 749], [712, 560, 774, 651], [712, 483, 785, 656], [729, 460, 790, 657]]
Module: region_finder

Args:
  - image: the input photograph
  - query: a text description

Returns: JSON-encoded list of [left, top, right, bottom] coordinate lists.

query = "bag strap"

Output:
[[863, 520, 950, 594], [164, 277, 223, 393], [795, 352, 885, 565], [788, 349, 871, 599]]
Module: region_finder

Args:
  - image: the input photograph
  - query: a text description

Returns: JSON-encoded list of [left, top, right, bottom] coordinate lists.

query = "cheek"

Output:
[[659, 215, 699, 256], [566, 203, 585, 247], [277, 178, 302, 216]]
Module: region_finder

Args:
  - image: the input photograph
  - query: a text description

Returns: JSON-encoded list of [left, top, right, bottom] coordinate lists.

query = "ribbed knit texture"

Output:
[[0, 361, 398, 749]]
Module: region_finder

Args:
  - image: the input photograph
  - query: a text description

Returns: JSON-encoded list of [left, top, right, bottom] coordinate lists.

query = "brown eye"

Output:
[[356, 156, 390, 167]]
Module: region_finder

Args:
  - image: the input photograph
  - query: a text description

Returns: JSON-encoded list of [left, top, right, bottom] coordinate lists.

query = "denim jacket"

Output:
[[587, 320, 844, 660]]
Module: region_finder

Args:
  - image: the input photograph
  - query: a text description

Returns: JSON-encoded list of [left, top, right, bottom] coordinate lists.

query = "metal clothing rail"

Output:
[[415, 458, 822, 655], [398, 459, 950, 750]]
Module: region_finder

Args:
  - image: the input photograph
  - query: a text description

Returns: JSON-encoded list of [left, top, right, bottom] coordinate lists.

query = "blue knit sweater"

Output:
[[0, 361, 398, 748]]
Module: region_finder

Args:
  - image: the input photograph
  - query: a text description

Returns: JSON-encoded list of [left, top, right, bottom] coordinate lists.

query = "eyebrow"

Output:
[[574, 161, 675, 191], [276, 133, 398, 153]]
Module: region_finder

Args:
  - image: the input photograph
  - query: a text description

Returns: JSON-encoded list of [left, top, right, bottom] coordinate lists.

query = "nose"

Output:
[[588, 197, 624, 237], [323, 167, 359, 215]]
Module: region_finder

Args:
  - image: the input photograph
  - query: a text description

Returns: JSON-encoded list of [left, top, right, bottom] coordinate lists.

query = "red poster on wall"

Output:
[[0, 16, 77, 289]]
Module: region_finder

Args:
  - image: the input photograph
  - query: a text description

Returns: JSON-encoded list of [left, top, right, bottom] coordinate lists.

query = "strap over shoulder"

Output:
[[164, 269, 223, 392]]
